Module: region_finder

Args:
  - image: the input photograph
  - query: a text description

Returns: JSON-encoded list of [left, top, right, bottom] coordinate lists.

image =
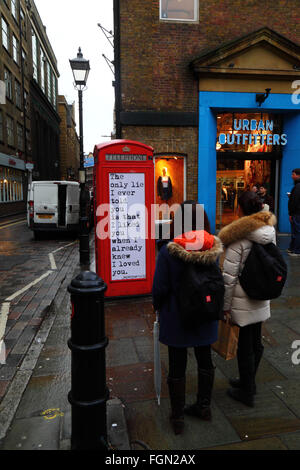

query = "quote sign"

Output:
[[109, 173, 146, 281]]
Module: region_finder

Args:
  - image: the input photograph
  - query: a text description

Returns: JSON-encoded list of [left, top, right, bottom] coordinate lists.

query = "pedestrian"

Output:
[[258, 183, 274, 212], [218, 191, 276, 407], [288, 168, 300, 256], [251, 183, 260, 193], [152, 201, 223, 435]]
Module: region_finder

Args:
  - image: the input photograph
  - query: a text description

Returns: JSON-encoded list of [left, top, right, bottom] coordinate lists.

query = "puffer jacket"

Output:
[[152, 231, 223, 347], [218, 211, 277, 327]]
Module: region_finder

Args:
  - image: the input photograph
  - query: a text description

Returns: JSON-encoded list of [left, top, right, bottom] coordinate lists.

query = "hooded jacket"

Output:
[[218, 211, 277, 327], [152, 231, 223, 347]]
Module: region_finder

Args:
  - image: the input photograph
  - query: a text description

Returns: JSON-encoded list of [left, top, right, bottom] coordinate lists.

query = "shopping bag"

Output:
[[212, 318, 239, 360]]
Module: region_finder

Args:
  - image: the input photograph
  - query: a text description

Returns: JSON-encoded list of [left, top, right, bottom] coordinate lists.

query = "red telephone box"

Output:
[[93, 140, 155, 297]]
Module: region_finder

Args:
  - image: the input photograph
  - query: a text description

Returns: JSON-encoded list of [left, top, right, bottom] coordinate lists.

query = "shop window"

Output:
[[1, 16, 10, 51], [4, 68, 13, 101], [0, 167, 24, 203], [155, 155, 186, 220], [160, 0, 198, 21], [6, 115, 14, 146]]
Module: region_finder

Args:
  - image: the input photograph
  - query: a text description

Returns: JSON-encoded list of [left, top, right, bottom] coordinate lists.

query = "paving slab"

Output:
[[213, 384, 300, 440], [125, 397, 240, 450], [205, 436, 288, 450]]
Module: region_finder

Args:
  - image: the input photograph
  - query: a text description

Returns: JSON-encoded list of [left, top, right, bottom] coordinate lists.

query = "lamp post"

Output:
[[70, 48, 90, 266]]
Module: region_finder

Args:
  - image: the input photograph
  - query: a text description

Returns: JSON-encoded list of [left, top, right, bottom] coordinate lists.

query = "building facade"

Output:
[[58, 96, 80, 181], [113, 0, 300, 233], [0, 0, 60, 218]]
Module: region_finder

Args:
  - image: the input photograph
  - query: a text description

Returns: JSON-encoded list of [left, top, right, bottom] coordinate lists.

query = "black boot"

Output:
[[227, 355, 255, 407], [185, 368, 215, 421], [167, 377, 185, 435], [229, 345, 264, 395]]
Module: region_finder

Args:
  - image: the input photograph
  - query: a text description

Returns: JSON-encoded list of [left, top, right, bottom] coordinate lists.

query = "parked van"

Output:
[[27, 181, 80, 238]]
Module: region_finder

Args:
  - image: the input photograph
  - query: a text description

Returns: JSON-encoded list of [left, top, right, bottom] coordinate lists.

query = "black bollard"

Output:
[[67, 271, 108, 450]]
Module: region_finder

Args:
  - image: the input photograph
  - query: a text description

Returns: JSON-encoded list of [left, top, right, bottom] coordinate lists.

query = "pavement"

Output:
[[0, 229, 300, 451]]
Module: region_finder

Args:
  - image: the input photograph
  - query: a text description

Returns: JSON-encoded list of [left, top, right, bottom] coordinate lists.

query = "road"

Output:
[[0, 216, 78, 303]]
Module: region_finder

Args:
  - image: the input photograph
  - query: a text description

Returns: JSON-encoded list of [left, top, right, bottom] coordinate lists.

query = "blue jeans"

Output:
[[289, 215, 300, 254]]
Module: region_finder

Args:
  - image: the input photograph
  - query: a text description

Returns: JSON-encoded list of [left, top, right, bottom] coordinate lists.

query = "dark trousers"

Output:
[[168, 345, 213, 379], [237, 322, 264, 392], [289, 215, 300, 254]]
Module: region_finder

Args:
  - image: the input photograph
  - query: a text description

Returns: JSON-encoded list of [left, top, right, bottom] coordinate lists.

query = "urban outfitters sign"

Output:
[[218, 119, 287, 146]]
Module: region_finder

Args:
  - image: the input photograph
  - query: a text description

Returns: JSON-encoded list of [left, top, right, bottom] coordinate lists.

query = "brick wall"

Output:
[[122, 126, 199, 201], [120, 0, 300, 113]]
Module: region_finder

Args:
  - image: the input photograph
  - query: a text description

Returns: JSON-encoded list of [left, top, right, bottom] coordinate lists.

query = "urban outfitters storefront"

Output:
[[191, 28, 300, 233]]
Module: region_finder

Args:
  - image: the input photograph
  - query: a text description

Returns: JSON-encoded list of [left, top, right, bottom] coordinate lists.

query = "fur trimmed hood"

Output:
[[218, 211, 277, 247], [167, 236, 223, 265]]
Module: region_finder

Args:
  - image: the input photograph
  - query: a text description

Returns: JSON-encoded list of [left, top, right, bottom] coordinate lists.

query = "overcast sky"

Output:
[[34, 0, 114, 154]]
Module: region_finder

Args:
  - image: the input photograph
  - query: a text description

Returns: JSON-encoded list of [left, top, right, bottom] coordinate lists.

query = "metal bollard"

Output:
[[67, 271, 108, 450]]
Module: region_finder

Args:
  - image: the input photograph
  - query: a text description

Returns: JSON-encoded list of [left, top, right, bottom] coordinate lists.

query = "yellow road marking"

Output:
[[0, 220, 26, 230], [41, 408, 64, 420]]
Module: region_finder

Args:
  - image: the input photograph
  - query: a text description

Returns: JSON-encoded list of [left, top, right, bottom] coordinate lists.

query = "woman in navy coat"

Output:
[[152, 201, 223, 435]]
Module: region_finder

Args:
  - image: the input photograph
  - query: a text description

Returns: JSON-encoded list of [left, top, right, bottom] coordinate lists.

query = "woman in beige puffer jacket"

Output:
[[218, 191, 276, 408]]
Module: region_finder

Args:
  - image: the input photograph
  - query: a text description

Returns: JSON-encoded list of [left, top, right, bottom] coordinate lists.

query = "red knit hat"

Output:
[[173, 230, 214, 252]]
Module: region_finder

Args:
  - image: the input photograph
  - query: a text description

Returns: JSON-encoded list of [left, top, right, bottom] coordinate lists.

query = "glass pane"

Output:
[[161, 0, 197, 21], [216, 159, 273, 229], [216, 112, 283, 153]]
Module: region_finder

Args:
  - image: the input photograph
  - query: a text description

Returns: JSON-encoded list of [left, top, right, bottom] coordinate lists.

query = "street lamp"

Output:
[[70, 48, 90, 266]]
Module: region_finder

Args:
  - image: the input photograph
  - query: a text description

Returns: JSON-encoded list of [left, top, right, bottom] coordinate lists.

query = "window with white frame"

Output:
[[15, 79, 21, 108], [11, 0, 18, 21], [17, 123, 23, 150], [40, 48, 45, 92], [160, 0, 198, 21], [47, 61, 52, 102], [32, 31, 38, 81], [4, 68, 13, 100], [52, 74, 57, 108], [1, 17, 10, 50], [6, 115, 14, 146], [20, 7, 26, 38], [12, 34, 19, 64]]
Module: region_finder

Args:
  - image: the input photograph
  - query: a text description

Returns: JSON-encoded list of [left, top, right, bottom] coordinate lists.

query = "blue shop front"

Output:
[[191, 28, 300, 234]]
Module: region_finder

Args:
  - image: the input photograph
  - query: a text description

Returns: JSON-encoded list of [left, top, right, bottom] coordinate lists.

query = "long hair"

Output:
[[169, 200, 211, 239], [238, 191, 263, 216]]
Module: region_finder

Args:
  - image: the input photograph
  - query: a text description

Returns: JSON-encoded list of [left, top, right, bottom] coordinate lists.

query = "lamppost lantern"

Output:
[[69, 47, 90, 267], [69, 47, 90, 89]]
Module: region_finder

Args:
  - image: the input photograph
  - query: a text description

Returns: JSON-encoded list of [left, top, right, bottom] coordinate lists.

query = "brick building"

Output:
[[0, 0, 60, 218], [58, 96, 79, 181], [113, 0, 300, 233]]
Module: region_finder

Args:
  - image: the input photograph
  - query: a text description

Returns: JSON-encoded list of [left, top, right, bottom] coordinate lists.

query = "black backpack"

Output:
[[239, 242, 287, 300], [177, 262, 225, 329]]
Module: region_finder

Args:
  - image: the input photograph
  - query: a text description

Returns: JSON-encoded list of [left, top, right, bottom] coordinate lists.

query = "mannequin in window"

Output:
[[157, 167, 173, 201]]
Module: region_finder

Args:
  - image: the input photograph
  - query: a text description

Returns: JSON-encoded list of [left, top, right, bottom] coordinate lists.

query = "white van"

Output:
[[27, 181, 80, 238]]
